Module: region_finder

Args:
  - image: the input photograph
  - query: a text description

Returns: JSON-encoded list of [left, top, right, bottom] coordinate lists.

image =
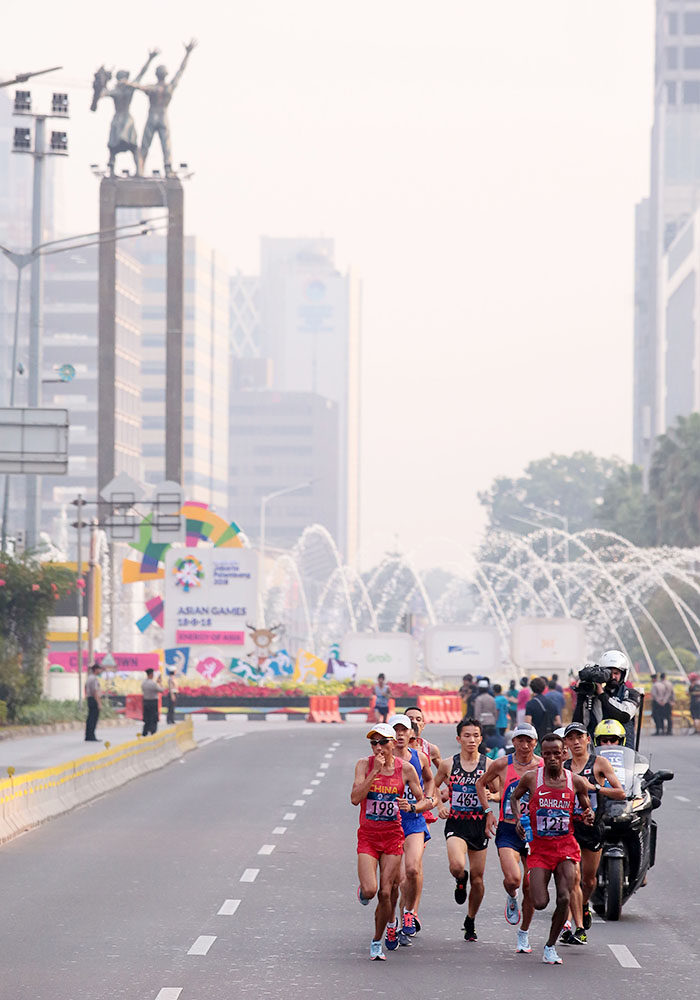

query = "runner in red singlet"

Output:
[[510, 733, 594, 965], [351, 722, 425, 961], [406, 706, 442, 825]]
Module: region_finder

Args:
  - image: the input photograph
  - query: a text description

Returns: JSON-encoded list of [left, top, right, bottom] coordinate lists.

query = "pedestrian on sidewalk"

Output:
[[166, 669, 178, 725], [141, 668, 163, 736], [651, 672, 673, 734], [85, 663, 103, 742]]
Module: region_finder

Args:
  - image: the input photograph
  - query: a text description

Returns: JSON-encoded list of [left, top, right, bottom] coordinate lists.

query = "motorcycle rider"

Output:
[[561, 721, 626, 943], [592, 718, 665, 810], [572, 649, 641, 747]]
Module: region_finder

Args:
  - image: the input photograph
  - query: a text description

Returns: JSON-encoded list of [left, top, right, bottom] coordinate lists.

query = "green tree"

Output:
[[478, 451, 625, 536], [595, 464, 655, 546], [648, 413, 700, 546]]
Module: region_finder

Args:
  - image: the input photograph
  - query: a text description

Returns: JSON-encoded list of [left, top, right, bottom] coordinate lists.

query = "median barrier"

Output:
[[307, 696, 343, 723], [0, 718, 196, 845]]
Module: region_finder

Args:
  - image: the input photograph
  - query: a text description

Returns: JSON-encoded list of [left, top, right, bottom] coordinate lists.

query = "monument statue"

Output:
[[135, 39, 197, 176], [91, 50, 159, 175]]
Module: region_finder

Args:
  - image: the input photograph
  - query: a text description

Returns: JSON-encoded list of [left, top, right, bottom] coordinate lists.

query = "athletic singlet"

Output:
[[448, 752, 487, 821], [499, 754, 536, 823], [359, 756, 404, 830], [528, 766, 576, 840], [405, 747, 424, 802], [416, 736, 434, 762], [564, 753, 598, 817]]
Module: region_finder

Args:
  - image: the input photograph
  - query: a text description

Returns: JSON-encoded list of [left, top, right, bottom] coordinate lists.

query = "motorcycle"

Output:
[[590, 744, 673, 920]]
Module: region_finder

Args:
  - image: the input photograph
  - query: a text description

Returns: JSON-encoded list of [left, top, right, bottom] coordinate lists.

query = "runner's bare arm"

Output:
[[510, 771, 536, 831], [430, 742, 442, 767], [433, 758, 452, 818], [350, 755, 382, 805], [594, 756, 626, 801], [476, 756, 506, 811], [398, 760, 426, 812], [572, 773, 594, 824], [418, 750, 437, 807]]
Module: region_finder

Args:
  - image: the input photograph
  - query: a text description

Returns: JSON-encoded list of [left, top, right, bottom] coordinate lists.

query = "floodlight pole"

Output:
[[74, 495, 85, 703]]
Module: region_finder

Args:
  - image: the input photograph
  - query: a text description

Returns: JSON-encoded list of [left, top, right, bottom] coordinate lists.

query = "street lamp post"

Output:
[[259, 478, 314, 597]]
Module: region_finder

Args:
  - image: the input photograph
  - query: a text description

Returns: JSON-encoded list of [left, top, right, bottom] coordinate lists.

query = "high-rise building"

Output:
[[634, 1, 700, 469], [228, 238, 360, 560], [137, 234, 230, 513]]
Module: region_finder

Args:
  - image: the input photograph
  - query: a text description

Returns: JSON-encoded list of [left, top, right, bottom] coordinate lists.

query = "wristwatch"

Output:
[[410, 803, 416, 813]]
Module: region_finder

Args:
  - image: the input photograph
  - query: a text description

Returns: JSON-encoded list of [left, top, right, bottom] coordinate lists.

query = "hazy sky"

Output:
[[2, 0, 655, 570]]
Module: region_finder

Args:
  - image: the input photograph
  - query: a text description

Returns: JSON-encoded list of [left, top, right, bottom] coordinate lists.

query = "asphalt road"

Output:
[[0, 721, 697, 1000]]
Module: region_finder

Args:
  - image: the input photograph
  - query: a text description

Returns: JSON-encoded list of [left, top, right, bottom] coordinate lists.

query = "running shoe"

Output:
[[582, 903, 592, 931], [516, 930, 532, 954], [559, 928, 575, 945], [370, 939, 386, 961], [398, 931, 413, 947], [463, 916, 477, 942], [542, 944, 563, 965], [402, 910, 417, 936], [385, 920, 399, 951], [357, 886, 370, 906], [505, 893, 521, 925], [454, 872, 468, 905], [572, 928, 588, 946], [413, 914, 422, 934]]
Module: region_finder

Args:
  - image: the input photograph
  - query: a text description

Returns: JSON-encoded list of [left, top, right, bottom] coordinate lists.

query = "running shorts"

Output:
[[495, 820, 528, 856], [572, 819, 603, 853], [357, 823, 404, 859], [401, 810, 431, 841], [527, 836, 581, 870], [444, 816, 488, 851]]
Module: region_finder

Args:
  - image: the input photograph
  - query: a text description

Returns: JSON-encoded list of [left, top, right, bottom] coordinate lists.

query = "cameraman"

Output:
[[572, 649, 640, 747]]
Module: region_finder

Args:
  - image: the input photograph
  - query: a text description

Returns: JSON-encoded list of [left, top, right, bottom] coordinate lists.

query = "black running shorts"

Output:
[[444, 816, 488, 851], [573, 819, 603, 853]]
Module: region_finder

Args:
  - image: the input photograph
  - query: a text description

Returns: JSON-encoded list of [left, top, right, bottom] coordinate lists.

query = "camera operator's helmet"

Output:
[[599, 649, 630, 681], [593, 719, 626, 746]]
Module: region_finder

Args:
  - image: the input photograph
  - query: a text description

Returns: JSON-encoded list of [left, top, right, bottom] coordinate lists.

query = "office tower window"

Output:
[[683, 80, 700, 103], [684, 46, 700, 69], [685, 13, 700, 35], [668, 12, 678, 35], [667, 81, 677, 104], [667, 46, 679, 69]]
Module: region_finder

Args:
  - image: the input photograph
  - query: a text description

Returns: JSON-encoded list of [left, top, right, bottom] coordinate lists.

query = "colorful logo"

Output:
[[172, 556, 204, 592]]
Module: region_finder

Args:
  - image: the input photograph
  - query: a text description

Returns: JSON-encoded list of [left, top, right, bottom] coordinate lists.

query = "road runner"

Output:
[[351, 722, 425, 961]]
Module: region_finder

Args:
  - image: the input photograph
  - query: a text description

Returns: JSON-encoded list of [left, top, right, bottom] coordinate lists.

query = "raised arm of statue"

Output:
[[170, 39, 197, 90], [135, 48, 160, 84]]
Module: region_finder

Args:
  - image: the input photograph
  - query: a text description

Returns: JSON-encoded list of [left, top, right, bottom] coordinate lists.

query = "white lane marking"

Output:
[[608, 944, 641, 969], [332, 742, 340, 746], [199, 738, 213, 747], [303, 788, 314, 795], [224, 733, 242, 740], [675, 795, 691, 802], [293, 799, 306, 806], [217, 899, 241, 916], [240, 868, 259, 882], [155, 991, 182, 1000], [316, 772, 325, 777], [272, 826, 287, 834], [284, 812, 297, 820], [320, 763, 329, 769], [310, 779, 320, 785], [324, 753, 333, 758], [188, 935, 216, 956], [258, 844, 275, 855]]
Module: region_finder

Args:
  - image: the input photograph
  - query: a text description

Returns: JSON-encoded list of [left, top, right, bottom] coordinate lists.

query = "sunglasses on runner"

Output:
[[369, 738, 391, 746], [598, 737, 621, 744]]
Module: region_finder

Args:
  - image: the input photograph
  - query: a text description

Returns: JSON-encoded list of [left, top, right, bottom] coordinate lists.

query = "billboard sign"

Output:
[[164, 547, 258, 676], [424, 625, 500, 676], [340, 632, 415, 683], [510, 617, 587, 672]]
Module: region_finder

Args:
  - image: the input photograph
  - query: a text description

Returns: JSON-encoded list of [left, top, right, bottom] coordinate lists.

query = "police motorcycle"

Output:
[[590, 719, 673, 921]]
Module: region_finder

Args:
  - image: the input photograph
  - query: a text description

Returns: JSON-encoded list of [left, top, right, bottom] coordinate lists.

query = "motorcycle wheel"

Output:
[[605, 857, 624, 921]]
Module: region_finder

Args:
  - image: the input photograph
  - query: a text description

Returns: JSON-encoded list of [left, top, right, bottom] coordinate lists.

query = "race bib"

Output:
[[504, 788, 529, 818], [451, 786, 479, 813], [366, 792, 398, 821], [535, 807, 570, 836]]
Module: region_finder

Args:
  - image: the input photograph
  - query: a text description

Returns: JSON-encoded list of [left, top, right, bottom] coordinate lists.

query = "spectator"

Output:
[[545, 677, 566, 720], [550, 672, 563, 693], [473, 678, 497, 730], [493, 683, 509, 735], [166, 669, 178, 725], [84, 663, 103, 742], [506, 679, 518, 728], [525, 676, 561, 742], [516, 675, 530, 724], [141, 668, 163, 736], [459, 673, 477, 716], [651, 672, 672, 735], [688, 672, 700, 734], [374, 673, 391, 723]]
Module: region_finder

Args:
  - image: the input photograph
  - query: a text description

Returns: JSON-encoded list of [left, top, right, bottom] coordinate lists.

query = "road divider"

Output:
[[0, 720, 197, 846]]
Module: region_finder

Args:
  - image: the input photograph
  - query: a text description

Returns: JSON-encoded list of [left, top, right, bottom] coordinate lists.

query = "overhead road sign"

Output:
[[0, 407, 68, 474]]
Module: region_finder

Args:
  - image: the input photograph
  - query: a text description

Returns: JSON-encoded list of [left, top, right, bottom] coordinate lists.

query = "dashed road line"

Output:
[[324, 753, 333, 759], [293, 799, 306, 806], [188, 935, 216, 956], [217, 899, 241, 916], [284, 812, 297, 820], [303, 788, 314, 795], [310, 780, 320, 785], [332, 742, 340, 747], [272, 826, 287, 835], [240, 868, 259, 882], [155, 990, 182, 1000], [258, 844, 275, 855], [675, 795, 690, 802], [608, 944, 641, 968], [316, 772, 325, 777], [320, 763, 330, 769]]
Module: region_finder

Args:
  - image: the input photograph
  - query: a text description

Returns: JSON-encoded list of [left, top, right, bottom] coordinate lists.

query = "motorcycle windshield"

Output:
[[595, 745, 637, 794]]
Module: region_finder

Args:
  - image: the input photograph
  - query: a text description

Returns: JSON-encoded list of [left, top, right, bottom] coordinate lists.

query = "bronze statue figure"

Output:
[[91, 50, 159, 176], [135, 39, 197, 176]]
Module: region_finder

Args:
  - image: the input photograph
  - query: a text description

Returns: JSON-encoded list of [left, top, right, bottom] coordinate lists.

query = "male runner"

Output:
[[434, 718, 493, 941], [351, 722, 425, 961], [405, 706, 442, 767], [510, 733, 594, 965], [384, 714, 436, 949], [562, 721, 625, 943], [476, 722, 540, 954]]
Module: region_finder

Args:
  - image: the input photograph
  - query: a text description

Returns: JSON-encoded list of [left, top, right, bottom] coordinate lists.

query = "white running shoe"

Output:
[[370, 939, 386, 961], [505, 893, 521, 925], [516, 929, 532, 953], [543, 944, 563, 965]]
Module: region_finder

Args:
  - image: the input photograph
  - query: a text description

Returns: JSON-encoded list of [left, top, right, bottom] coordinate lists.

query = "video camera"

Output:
[[577, 663, 612, 695]]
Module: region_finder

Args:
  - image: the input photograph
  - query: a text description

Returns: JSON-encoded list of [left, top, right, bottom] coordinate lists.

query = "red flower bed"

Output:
[[176, 681, 458, 699], [345, 683, 459, 699]]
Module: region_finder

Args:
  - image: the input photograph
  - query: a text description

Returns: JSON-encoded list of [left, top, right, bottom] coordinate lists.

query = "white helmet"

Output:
[[599, 649, 630, 681]]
